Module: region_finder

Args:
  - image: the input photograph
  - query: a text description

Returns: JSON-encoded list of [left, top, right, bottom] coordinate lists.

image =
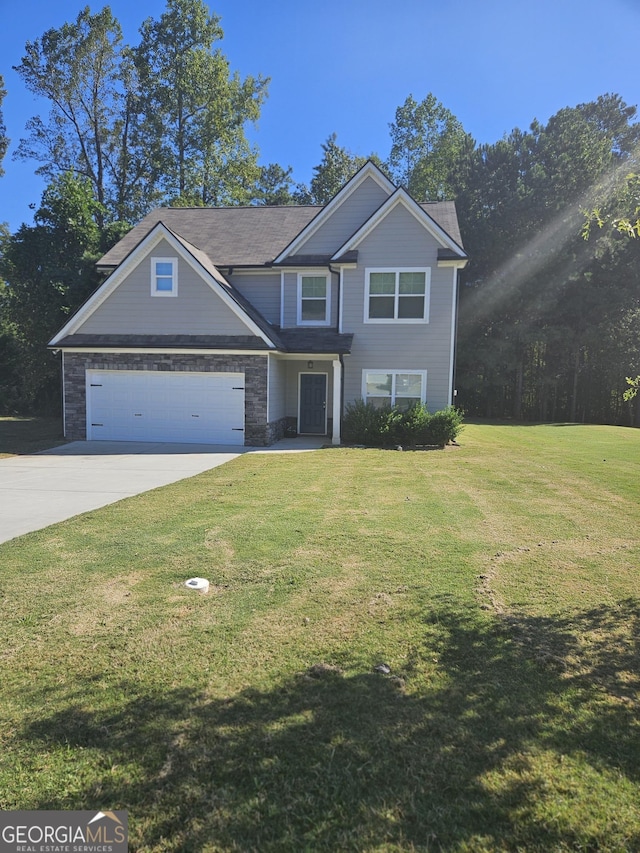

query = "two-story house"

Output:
[[49, 161, 467, 446]]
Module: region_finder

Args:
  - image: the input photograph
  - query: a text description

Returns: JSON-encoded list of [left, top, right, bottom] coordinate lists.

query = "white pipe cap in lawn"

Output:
[[185, 577, 210, 594]]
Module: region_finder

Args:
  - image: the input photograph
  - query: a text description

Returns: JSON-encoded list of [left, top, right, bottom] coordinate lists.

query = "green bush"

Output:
[[343, 400, 463, 447], [424, 406, 464, 446], [394, 402, 432, 446], [342, 399, 400, 447]]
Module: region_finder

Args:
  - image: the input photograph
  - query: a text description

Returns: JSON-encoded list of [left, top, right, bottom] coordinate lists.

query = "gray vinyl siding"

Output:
[[78, 239, 256, 337], [292, 176, 389, 257], [231, 272, 281, 326], [268, 355, 287, 421], [341, 203, 456, 412], [281, 270, 339, 328], [282, 272, 297, 328]]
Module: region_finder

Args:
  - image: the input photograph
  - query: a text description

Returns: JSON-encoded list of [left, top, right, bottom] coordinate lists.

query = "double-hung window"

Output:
[[297, 273, 330, 325], [363, 370, 427, 411], [151, 257, 178, 297], [365, 268, 430, 322]]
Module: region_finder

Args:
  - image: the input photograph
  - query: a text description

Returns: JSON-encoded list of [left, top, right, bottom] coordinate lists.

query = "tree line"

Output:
[[1, 0, 639, 425]]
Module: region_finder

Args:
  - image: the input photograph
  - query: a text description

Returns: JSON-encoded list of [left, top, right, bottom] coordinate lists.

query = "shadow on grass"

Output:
[[0, 417, 64, 455], [18, 599, 640, 852]]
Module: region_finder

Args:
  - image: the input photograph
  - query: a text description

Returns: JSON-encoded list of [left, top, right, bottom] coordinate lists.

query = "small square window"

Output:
[[151, 257, 177, 297]]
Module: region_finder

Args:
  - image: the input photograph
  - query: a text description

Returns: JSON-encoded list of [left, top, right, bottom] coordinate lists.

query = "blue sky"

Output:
[[1, 0, 639, 232]]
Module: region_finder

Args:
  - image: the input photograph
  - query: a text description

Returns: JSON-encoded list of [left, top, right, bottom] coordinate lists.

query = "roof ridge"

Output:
[[161, 204, 324, 212]]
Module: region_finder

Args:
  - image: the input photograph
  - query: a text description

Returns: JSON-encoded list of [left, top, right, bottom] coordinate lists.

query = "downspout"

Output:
[[61, 350, 66, 438], [280, 270, 285, 329], [340, 353, 345, 435], [329, 265, 340, 333], [452, 268, 461, 407], [330, 265, 344, 443]]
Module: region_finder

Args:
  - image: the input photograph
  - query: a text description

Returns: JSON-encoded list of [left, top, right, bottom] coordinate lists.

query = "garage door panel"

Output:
[[86, 370, 245, 444]]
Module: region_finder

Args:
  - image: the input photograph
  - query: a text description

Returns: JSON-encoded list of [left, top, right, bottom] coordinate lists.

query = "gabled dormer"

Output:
[[274, 161, 395, 265], [331, 187, 467, 266]]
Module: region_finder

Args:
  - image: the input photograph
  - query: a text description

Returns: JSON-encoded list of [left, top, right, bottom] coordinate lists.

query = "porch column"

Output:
[[332, 359, 342, 445]]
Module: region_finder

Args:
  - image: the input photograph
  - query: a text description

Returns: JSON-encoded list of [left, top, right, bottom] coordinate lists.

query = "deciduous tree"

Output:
[[12, 6, 151, 224], [133, 0, 268, 206], [0, 75, 9, 177], [0, 174, 111, 411], [387, 93, 474, 200]]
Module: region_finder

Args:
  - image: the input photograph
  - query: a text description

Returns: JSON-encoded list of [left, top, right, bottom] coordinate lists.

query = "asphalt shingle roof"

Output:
[[419, 201, 464, 250], [99, 206, 322, 269], [98, 200, 464, 269]]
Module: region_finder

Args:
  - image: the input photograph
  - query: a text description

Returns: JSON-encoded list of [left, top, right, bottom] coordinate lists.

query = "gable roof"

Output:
[[96, 161, 465, 272], [50, 221, 356, 356], [50, 222, 280, 348], [272, 160, 396, 264], [331, 188, 468, 263]]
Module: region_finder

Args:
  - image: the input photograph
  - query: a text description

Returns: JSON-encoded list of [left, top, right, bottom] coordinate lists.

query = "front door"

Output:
[[299, 373, 327, 434]]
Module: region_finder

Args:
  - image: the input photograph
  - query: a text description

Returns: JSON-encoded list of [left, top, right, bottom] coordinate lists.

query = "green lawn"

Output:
[[1, 424, 639, 851]]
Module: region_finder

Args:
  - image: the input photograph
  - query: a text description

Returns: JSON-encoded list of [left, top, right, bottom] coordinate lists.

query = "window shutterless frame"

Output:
[[362, 369, 427, 410], [297, 272, 331, 326], [151, 257, 178, 297], [364, 268, 430, 323]]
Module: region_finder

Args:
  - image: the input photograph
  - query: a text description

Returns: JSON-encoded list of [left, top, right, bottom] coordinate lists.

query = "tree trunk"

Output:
[[569, 349, 580, 423], [513, 361, 523, 421]]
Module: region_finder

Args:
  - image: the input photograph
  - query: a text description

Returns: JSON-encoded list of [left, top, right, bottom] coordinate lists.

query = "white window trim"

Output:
[[361, 369, 428, 407], [364, 267, 430, 324], [297, 272, 331, 326], [151, 257, 178, 297]]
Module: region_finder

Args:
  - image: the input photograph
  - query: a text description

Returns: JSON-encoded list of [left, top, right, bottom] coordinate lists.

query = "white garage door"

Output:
[[86, 370, 245, 445]]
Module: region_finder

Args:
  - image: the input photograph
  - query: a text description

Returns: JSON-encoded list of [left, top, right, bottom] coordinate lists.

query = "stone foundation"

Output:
[[265, 416, 287, 445], [63, 352, 273, 445]]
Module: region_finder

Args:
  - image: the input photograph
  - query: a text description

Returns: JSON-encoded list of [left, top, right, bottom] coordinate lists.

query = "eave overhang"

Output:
[[50, 330, 354, 356]]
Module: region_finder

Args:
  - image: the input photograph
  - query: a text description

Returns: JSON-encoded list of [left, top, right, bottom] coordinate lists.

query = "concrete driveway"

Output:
[[0, 437, 325, 545]]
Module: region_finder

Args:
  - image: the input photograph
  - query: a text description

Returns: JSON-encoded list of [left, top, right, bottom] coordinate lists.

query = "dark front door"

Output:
[[299, 373, 327, 434]]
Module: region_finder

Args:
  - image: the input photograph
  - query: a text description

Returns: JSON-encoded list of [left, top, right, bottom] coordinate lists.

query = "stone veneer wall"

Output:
[[63, 352, 275, 445], [266, 416, 287, 444]]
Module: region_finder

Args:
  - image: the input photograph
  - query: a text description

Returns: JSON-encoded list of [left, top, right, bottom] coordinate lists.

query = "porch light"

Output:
[[307, 360, 314, 369]]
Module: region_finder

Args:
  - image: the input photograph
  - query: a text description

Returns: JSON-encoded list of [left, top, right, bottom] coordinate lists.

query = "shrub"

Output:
[[343, 400, 463, 447], [394, 402, 432, 446], [343, 399, 401, 447], [424, 406, 464, 446]]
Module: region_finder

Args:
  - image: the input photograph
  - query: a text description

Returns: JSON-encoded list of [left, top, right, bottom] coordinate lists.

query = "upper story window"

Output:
[[151, 257, 178, 297], [365, 268, 430, 323], [297, 273, 331, 326]]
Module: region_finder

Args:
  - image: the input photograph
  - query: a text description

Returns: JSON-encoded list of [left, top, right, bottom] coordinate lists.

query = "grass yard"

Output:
[[0, 416, 65, 457], [0, 423, 639, 851]]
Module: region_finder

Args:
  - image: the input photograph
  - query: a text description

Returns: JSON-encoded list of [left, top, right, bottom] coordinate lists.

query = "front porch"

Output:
[[268, 354, 344, 446]]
